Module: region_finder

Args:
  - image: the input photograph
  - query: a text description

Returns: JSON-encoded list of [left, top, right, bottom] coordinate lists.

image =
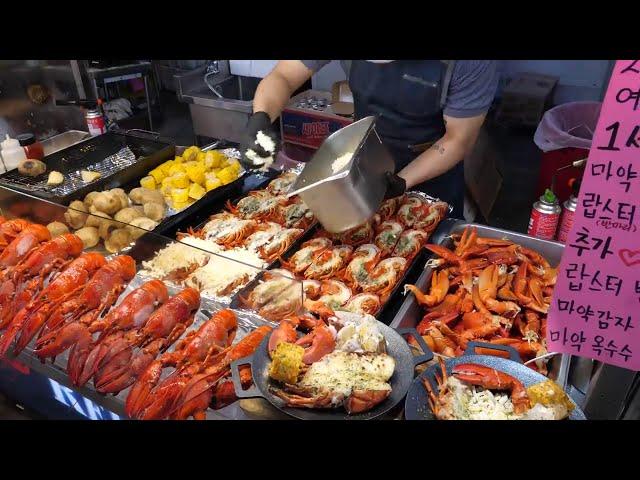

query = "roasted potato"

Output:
[[81, 170, 102, 182], [64, 200, 88, 229], [105, 228, 132, 253], [18, 159, 47, 177], [127, 217, 159, 240], [85, 210, 113, 229], [143, 202, 166, 222], [129, 187, 164, 206], [110, 188, 130, 210], [83, 191, 100, 210], [47, 171, 64, 185], [75, 226, 99, 249], [46, 221, 69, 237], [114, 207, 144, 224], [93, 191, 121, 215]]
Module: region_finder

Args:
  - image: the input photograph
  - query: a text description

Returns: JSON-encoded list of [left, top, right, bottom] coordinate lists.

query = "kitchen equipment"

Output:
[[390, 219, 590, 391], [229, 323, 432, 420], [288, 116, 395, 234], [0, 130, 174, 204], [41, 131, 92, 156], [175, 63, 261, 144], [404, 341, 586, 420]]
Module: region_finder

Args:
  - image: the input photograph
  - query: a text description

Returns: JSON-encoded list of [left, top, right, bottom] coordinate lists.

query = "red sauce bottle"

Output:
[[17, 133, 44, 160]]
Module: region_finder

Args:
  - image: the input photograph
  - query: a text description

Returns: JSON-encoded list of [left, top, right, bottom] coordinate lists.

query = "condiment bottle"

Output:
[[16, 133, 44, 160], [0, 134, 27, 172]]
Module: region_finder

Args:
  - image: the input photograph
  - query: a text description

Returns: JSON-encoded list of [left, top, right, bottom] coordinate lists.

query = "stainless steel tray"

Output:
[[390, 220, 576, 388]]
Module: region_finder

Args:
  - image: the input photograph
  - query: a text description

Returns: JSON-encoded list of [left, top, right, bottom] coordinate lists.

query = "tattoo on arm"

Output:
[[431, 142, 446, 155]]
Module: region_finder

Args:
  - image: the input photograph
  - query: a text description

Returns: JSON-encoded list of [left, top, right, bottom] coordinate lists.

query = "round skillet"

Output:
[[404, 341, 586, 420], [230, 323, 433, 420]]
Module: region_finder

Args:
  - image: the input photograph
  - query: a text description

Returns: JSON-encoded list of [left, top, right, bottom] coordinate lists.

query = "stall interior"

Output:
[[0, 184, 306, 420]]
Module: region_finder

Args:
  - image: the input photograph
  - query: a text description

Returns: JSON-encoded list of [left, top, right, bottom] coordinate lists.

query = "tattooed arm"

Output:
[[397, 113, 486, 188]]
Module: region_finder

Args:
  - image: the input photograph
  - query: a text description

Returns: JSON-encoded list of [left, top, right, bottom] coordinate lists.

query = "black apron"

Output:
[[348, 60, 464, 217]]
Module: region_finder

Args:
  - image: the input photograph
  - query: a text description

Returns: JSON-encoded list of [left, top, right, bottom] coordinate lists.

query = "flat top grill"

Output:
[[0, 132, 174, 203]]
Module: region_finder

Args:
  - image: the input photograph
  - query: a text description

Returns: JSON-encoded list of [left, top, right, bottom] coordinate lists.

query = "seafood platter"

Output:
[[233, 192, 450, 325], [229, 309, 432, 419], [0, 216, 282, 419], [133, 169, 315, 305], [392, 221, 570, 385], [0, 207, 584, 420], [404, 343, 585, 420]]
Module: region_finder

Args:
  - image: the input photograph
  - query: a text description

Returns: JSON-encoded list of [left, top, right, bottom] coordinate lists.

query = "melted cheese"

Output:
[[299, 351, 394, 402]]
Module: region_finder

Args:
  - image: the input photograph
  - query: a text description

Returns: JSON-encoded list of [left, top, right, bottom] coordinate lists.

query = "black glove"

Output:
[[384, 171, 407, 199], [240, 111, 279, 169]]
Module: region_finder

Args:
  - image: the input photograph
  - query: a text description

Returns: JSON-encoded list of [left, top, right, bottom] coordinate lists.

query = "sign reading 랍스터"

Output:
[[547, 60, 640, 371]]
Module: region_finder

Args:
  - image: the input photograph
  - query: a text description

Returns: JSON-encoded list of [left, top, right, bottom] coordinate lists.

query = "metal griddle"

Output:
[[0, 131, 174, 204], [404, 342, 586, 420], [229, 322, 432, 420]]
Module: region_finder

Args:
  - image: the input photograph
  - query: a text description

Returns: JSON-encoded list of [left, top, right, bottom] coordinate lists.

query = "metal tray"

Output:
[[390, 220, 572, 387], [232, 198, 452, 325], [0, 131, 175, 204], [8, 274, 276, 420]]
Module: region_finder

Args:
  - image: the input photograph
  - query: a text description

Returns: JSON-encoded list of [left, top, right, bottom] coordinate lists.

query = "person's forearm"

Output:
[[252, 72, 296, 122], [397, 135, 467, 189]]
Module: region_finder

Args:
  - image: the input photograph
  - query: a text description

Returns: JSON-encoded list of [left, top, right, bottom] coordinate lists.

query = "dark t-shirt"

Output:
[[301, 60, 499, 118]]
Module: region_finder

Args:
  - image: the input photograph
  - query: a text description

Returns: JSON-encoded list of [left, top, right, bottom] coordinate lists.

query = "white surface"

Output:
[[229, 60, 278, 78]]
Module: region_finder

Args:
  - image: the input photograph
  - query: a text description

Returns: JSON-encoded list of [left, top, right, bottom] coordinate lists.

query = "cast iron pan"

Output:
[[229, 323, 433, 420], [404, 342, 587, 420]]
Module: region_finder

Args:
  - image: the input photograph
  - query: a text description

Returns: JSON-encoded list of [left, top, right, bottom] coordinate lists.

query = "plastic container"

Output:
[[533, 101, 601, 203], [0, 134, 27, 172], [16, 133, 44, 160]]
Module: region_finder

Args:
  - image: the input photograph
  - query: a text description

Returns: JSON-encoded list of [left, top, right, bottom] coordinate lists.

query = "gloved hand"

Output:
[[384, 171, 407, 199], [240, 111, 279, 169]]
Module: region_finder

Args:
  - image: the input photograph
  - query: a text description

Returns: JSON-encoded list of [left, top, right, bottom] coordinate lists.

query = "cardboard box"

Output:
[[464, 126, 503, 220], [280, 89, 353, 149]]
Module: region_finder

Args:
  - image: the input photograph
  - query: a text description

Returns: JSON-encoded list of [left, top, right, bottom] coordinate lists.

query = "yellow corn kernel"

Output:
[[173, 155, 183, 163], [169, 164, 186, 176], [172, 199, 191, 211], [216, 166, 237, 185], [183, 146, 200, 162], [139, 176, 156, 190], [158, 160, 175, 176], [148, 168, 165, 184], [171, 172, 190, 189], [227, 159, 242, 173], [205, 177, 222, 191], [203, 151, 221, 170], [186, 164, 206, 185], [171, 187, 189, 203], [197, 151, 206, 163], [188, 182, 206, 200]]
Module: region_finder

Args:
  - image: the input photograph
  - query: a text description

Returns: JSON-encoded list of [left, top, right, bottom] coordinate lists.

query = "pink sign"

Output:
[[547, 60, 640, 370]]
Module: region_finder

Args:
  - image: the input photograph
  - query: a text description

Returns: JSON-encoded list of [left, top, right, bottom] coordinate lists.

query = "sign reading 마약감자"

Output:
[[547, 60, 640, 371]]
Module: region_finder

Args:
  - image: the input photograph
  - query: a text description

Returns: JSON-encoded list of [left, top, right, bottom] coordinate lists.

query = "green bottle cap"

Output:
[[543, 188, 557, 203]]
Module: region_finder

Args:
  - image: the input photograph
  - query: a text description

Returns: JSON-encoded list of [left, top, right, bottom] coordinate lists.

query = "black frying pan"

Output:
[[229, 323, 433, 420], [404, 342, 587, 420]]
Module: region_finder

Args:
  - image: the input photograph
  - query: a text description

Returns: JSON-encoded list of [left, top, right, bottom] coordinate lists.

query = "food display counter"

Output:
[[0, 135, 630, 421]]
